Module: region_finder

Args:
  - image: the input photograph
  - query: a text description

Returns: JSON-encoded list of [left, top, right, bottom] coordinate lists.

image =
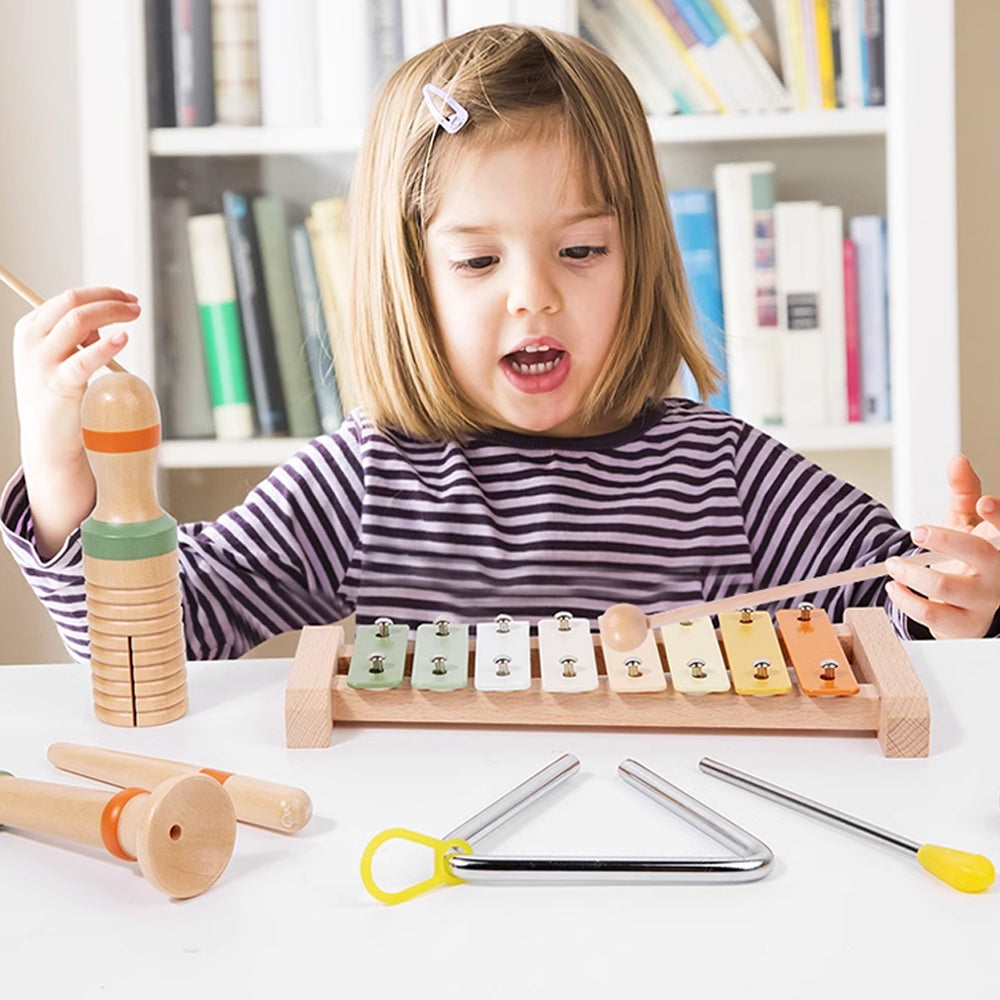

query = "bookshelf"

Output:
[[74, 0, 958, 528]]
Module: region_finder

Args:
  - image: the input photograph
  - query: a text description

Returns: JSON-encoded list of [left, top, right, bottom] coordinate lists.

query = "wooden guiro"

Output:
[[81, 372, 188, 726]]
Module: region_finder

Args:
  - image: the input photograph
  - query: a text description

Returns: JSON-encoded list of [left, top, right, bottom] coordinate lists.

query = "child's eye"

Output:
[[560, 245, 609, 261], [452, 255, 499, 271]]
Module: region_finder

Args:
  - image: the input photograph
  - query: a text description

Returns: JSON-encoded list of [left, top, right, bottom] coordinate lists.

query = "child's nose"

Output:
[[506, 262, 561, 316]]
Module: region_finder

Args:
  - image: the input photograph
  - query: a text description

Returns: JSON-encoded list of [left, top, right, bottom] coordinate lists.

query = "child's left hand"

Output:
[[886, 455, 1000, 638]]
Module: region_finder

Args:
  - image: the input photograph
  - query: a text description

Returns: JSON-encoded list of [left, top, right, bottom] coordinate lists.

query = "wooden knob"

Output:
[[598, 603, 649, 652]]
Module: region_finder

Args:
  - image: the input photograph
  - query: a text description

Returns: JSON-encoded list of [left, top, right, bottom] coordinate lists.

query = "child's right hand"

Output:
[[12, 287, 139, 558]]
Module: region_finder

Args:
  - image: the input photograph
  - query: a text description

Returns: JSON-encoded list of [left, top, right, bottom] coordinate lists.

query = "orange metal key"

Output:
[[775, 605, 860, 697]]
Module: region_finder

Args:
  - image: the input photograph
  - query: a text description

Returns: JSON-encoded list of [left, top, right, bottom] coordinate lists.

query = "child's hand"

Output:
[[12, 287, 139, 558], [886, 455, 1000, 638]]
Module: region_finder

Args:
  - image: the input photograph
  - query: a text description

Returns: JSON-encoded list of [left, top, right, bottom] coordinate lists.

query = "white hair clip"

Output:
[[422, 83, 469, 134]]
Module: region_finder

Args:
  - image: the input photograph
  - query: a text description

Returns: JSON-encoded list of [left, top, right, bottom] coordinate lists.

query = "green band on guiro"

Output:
[[81, 514, 178, 561]]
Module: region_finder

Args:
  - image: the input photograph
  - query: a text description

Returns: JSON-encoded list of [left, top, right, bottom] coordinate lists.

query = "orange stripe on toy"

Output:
[[82, 424, 161, 454], [200, 768, 233, 785], [99, 786, 147, 861]]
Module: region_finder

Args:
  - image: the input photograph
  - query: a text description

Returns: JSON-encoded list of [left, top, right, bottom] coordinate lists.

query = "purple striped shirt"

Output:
[[2, 399, 920, 662]]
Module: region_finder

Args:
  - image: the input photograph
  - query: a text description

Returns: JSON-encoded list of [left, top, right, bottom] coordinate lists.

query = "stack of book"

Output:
[[670, 163, 889, 430], [155, 191, 350, 441], [147, 0, 579, 135]]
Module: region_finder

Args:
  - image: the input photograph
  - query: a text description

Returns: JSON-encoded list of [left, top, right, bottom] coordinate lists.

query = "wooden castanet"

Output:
[[47, 743, 313, 833], [0, 770, 235, 897], [81, 373, 187, 726]]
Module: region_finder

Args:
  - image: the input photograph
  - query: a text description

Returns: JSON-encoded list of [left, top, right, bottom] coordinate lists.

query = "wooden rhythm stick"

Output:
[[82, 373, 188, 726], [0, 263, 127, 373], [47, 743, 313, 833], [0, 769, 236, 898]]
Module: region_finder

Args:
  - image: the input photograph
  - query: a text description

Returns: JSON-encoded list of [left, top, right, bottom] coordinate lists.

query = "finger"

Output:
[[886, 580, 976, 640], [907, 523, 996, 570], [975, 497, 1000, 547], [15, 287, 138, 346], [945, 454, 982, 530], [50, 328, 130, 395], [887, 552, 979, 609], [34, 299, 140, 366]]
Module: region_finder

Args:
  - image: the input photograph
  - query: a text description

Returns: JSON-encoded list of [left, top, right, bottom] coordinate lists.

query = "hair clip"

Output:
[[422, 83, 469, 134]]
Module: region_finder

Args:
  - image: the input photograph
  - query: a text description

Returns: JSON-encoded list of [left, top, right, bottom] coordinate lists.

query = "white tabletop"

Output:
[[1, 639, 998, 999]]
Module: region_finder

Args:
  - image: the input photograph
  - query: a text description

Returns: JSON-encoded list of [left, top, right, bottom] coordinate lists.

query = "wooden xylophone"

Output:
[[284, 601, 930, 758]]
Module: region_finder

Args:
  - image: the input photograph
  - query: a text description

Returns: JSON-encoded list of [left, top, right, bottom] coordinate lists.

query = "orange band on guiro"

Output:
[[82, 424, 161, 454], [100, 787, 147, 861], [200, 768, 233, 785]]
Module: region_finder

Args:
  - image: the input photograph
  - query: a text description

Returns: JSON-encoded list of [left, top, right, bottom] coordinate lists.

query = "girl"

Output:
[[4, 25, 1000, 662]]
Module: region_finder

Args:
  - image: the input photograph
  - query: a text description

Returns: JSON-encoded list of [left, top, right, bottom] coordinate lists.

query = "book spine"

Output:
[[842, 237, 862, 422], [828, 0, 844, 106], [668, 188, 729, 412], [316, 0, 374, 141], [211, 0, 261, 125], [185, 213, 256, 439], [849, 215, 890, 422], [290, 225, 344, 435], [221, 190, 288, 436], [862, 0, 884, 106], [836, 0, 863, 107], [257, 0, 317, 127], [252, 195, 321, 439], [820, 205, 848, 425], [153, 196, 215, 439], [813, 0, 837, 108], [171, 0, 215, 126], [146, 0, 176, 128]]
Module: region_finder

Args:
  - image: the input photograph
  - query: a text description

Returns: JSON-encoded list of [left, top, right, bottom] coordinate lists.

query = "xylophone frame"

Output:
[[283, 607, 930, 758]]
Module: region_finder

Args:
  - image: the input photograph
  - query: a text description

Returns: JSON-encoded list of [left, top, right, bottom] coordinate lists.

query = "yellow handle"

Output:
[[916, 843, 995, 893], [360, 827, 473, 905]]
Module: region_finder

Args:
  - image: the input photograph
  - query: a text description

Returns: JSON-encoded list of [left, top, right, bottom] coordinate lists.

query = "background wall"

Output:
[[0, 0, 997, 663], [0, 1, 83, 663]]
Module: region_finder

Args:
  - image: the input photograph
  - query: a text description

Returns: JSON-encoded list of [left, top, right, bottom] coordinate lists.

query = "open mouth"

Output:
[[503, 346, 566, 375]]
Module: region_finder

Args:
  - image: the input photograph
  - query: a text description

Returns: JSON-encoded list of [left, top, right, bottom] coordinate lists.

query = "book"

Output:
[[842, 236, 862, 422], [707, 0, 792, 110], [653, 0, 733, 112], [170, 0, 215, 126], [578, 0, 679, 116], [221, 190, 288, 436], [289, 225, 345, 435], [145, 0, 176, 128], [713, 161, 781, 428], [798, 0, 823, 110], [211, 0, 261, 125], [862, 0, 885, 106], [774, 200, 826, 426], [813, 0, 838, 108], [185, 213, 256, 439], [307, 197, 358, 413], [668, 188, 729, 412], [257, 0, 318, 127], [820, 205, 848, 425], [849, 214, 890, 422], [772, 0, 809, 109], [252, 195, 321, 439], [834, 0, 863, 108], [153, 197, 214, 440]]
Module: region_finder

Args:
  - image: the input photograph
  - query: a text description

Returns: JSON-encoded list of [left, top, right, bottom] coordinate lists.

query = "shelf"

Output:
[[149, 108, 887, 158], [158, 423, 891, 471], [159, 437, 313, 469]]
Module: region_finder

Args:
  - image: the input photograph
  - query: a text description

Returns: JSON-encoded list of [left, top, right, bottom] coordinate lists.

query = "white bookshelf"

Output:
[[74, 0, 958, 528]]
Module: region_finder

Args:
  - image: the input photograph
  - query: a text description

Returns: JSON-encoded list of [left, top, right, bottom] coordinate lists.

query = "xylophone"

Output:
[[285, 587, 933, 759]]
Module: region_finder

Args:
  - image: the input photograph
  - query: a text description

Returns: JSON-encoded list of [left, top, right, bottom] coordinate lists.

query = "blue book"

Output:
[[668, 188, 729, 412]]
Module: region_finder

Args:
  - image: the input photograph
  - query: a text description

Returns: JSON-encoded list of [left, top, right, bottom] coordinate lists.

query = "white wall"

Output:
[[0, 0, 83, 662]]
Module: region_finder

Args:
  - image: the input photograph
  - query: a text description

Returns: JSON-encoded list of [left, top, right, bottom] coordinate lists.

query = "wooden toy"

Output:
[[286, 557, 940, 758], [700, 757, 995, 893], [47, 742, 312, 832], [81, 372, 187, 726], [360, 753, 773, 903], [0, 769, 236, 898], [0, 266, 183, 726]]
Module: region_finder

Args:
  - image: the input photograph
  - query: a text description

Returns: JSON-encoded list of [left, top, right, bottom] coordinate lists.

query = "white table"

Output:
[[1, 639, 998, 999]]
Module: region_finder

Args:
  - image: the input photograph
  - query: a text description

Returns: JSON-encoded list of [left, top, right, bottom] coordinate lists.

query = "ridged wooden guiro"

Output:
[[81, 372, 187, 726]]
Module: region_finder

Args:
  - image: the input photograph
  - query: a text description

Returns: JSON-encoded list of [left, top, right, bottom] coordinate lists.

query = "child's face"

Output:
[[425, 134, 626, 437]]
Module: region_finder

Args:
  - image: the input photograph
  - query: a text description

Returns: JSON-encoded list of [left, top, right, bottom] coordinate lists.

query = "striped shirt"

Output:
[[2, 398, 921, 662]]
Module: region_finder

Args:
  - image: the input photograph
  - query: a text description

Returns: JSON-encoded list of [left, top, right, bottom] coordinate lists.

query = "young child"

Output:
[[4, 25, 1000, 663]]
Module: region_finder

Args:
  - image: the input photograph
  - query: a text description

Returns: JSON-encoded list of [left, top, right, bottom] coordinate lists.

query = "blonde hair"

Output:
[[347, 24, 717, 439]]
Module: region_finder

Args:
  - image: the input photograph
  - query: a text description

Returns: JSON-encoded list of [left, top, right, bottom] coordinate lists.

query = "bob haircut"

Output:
[[347, 24, 717, 440]]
